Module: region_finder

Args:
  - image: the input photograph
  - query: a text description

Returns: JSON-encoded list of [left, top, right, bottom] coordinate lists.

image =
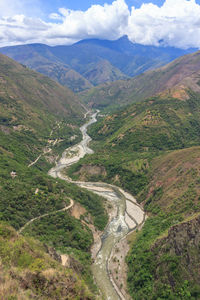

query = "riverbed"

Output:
[[49, 111, 145, 300]]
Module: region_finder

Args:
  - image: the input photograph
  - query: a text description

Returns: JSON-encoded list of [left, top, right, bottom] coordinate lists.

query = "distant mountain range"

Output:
[[0, 53, 84, 119], [82, 50, 200, 109], [0, 36, 197, 92]]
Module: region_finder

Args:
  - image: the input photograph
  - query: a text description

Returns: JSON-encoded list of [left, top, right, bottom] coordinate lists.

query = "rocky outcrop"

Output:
[[44, 244, 62, 263], [152, 214, 200, 285], [75, 164, 107, 180]]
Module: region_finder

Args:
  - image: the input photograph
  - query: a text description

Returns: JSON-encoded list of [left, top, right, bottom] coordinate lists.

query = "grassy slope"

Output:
[[68, 92, 200, 194], [35, 63, 93, 93], [0, 53, 84, 118], [0, 44, 93, 93], [0, 222, 94, 299], [126, 147, 200, 300], [81, 50, 200, 110], [67, 91, 200, 298]]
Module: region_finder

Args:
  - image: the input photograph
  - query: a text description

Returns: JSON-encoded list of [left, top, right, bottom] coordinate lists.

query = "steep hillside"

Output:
[[0, 44, 93, 92], [81, 59, 128, 86], [142, 146, 200, 213], [0, 222, 94, 299], [0, 36, 196, 92], [0, 53, 84, 117], [33, 62, 93, 93], [82, 50, 200, 110], [51, 36, 196, 77], [68, 92, 200, 194], [0, 54, 108, 298], [126, 147, 200, 299], [0, 53, 86, 174]]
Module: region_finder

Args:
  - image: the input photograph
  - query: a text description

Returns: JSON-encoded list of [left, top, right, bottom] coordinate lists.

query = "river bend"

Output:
[[49, 111, 145, 300]]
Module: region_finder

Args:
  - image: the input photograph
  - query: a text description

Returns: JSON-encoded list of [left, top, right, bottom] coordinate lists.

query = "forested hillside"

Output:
[[0, 54, 107, 298]]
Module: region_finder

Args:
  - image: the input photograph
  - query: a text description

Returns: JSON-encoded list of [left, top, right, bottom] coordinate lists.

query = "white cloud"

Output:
[[0, 0, 200, 48], [127, 0, 200, 48], [49, 0, 129, 41]]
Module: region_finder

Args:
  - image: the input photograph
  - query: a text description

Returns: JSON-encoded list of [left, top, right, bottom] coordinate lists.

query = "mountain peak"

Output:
[[117, 35, 131, 42]]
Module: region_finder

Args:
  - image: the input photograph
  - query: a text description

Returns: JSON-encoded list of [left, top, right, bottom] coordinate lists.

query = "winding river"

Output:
[[48, 111, 145, 300]]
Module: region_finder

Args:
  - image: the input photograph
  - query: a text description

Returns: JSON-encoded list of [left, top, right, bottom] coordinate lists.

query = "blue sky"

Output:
[[41, 0, 166, 15], [40, 0, 200, 17], [0, 0, 200, 48], [6, 1, 168, 20]]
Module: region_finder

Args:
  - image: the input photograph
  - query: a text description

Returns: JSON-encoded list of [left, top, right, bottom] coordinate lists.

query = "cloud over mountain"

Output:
[[0, 0, 200, 49]]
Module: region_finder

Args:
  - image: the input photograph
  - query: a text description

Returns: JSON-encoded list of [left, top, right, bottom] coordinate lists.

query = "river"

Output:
[[49, 111, 145, 300]]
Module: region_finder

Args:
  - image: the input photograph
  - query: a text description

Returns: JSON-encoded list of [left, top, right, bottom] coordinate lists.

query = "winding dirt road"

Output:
[[18, 198, 74, 234]]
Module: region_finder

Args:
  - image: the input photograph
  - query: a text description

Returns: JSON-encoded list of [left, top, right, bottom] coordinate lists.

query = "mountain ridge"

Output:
[[82, 50, 200, 110], [0, 53, 84, 118], [0, 36, 197, 92]]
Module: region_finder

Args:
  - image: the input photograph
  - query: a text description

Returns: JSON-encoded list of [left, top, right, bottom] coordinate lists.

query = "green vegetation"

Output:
[[0, 53, 84, 118], [68, 93, 200, 195], [2, 45, 200, 299], [0, 54, 108, 299], [23, 212, 93, 253], [0, 222, 95, 299], [81, 50, 200, 111], [0, 105, 107, 293], [1, 36, 193, 94], [126, 213, 200, 300], [126, 146, 200, 298], [60, 183, 108, 231], [67, 91, 200, 299], [23, 211, 95, 290]]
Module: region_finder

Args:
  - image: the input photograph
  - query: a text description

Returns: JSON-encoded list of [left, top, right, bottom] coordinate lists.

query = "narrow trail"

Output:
[[28, 121, 61, 168], [48, 111, 146, 300], [28, 154, 42, 168], [18, 199, 74, 234]]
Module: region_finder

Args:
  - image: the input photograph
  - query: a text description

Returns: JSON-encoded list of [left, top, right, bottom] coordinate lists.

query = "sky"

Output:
[[0, 0, 200, 49]]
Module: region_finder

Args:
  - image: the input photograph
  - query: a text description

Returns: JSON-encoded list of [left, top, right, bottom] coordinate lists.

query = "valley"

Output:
[[66, 93, 200, 298], [0, 36, 196, 93], [49, 111, 145, 299], [1, 37, 200, 300]]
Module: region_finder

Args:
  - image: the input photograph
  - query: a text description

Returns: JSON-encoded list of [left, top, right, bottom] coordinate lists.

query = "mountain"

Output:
[[0, 52, 86, 166], [82, 50, 200, 109], [52, 36, 196, 77], [1, 42, 200, 299], [0, 53, 87, 230], [0, 36, 196, 92], [0, 44, 93, 92], [81, 59, 128, 86], [34, 62, 93, 93], [127, 146, 200, 299], [0, 222, 94, 299], [0, 53, 84, 118]]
